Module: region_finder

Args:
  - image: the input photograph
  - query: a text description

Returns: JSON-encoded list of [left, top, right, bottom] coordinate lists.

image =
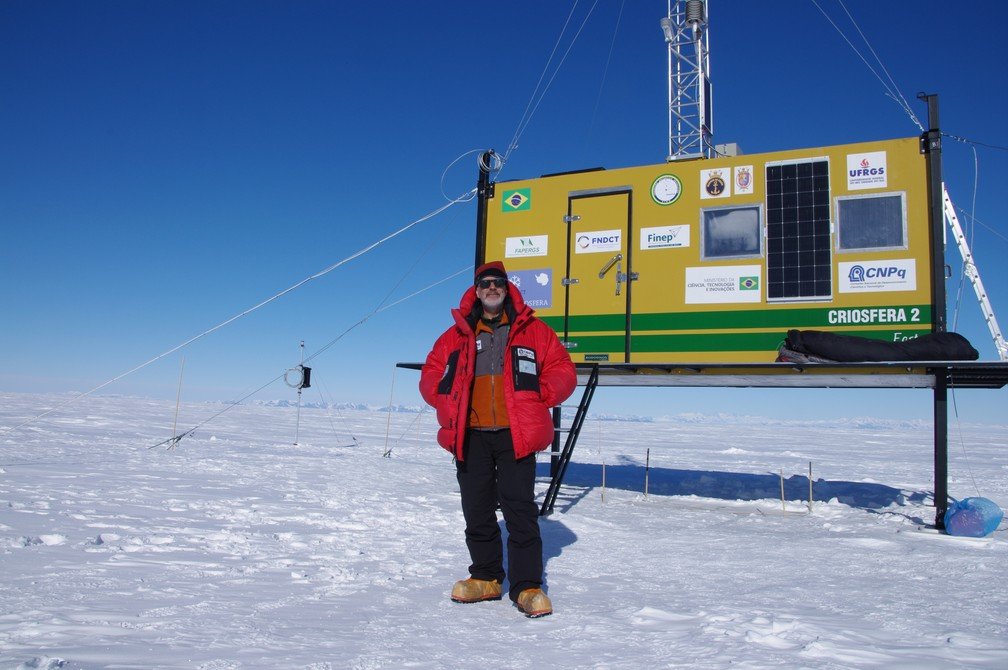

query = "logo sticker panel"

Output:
[[640, 225, 690, 250], [574, 229, 622, 254], [508, 268, 553, 309], [839, 259, 916, 292], [734, 165, 754, 195], [846, 152, 887, 190], [505, 235, 548, 258], [700, 168, 730, 199], [685, 265, 763, 304]]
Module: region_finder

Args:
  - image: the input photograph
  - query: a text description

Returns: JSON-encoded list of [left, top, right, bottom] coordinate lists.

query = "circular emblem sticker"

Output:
[[651, 174, 682, 205]]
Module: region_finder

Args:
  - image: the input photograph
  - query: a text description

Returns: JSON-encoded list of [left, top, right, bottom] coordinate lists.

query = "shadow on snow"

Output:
[[536, 461, 930, 514]]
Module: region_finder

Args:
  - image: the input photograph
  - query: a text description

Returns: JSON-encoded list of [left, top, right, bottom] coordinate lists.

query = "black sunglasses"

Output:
[[477, 277, 508, 289]]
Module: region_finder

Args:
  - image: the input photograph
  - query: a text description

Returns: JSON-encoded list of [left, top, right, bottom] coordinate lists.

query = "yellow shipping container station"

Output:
[[484, 137, 934, 364]]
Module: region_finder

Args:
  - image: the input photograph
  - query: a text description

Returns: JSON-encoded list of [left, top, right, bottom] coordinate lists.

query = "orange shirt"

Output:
[[468, 312, 510, 430]]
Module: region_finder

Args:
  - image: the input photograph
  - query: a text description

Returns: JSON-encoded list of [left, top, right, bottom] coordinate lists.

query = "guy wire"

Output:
[[2, 189, 470, 439], [810, 0, 923, 132], [149, 266, 470, 449]]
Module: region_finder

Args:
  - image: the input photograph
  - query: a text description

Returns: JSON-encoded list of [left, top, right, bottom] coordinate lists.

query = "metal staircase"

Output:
[[540, 365, 600, 516]]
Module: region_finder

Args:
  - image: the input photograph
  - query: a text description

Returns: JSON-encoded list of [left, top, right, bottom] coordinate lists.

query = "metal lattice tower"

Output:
[[661, 0, 713, 160]]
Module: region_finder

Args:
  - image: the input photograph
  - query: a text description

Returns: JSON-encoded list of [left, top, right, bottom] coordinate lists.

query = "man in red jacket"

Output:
[[420, 260, 576, 618]]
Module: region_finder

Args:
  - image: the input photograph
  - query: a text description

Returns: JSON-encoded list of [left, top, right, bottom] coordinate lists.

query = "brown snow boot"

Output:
[[515, 588, 552, 618], [450, 578, 502, 603]]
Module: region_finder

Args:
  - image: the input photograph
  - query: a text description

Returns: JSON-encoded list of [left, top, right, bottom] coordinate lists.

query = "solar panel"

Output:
[[766, 159, 831, 300]]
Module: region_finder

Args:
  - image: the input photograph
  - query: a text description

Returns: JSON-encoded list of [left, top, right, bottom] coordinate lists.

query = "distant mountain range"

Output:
[[235, 400, 929, 430]]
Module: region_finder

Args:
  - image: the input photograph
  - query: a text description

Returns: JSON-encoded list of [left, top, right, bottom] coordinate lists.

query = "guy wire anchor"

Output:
[[284, 340, 312, 445]]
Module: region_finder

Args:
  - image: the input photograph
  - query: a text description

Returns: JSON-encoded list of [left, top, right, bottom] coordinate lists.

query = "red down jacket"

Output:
[[420, 282, 576, 461]]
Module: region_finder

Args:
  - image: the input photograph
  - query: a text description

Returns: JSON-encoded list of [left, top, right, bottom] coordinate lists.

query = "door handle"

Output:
[[598, 253, 623, 279]]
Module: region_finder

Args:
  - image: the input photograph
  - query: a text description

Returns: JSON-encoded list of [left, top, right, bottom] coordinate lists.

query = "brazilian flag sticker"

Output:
[[502, 188, 531, 212], [739, 276, 759, 291]]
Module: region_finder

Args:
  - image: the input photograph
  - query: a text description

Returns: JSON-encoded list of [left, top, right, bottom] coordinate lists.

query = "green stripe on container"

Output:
[[541, 305, 931, 333], [562, 328, 931, 354]]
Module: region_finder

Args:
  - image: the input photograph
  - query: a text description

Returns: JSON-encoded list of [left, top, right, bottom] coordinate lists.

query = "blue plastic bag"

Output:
[[944, 497, 1004, 537]]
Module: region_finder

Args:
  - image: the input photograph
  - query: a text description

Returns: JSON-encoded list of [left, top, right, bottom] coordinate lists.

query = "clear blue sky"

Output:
[[2, 1, 1006, 424]]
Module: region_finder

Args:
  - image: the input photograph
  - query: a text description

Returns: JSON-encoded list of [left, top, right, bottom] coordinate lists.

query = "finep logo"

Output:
[[575, 229, 622, 254], [641, 225, 689, 250]]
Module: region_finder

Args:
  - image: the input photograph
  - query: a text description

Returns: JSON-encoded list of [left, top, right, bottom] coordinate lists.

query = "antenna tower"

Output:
[[661, 0, 713, 160]]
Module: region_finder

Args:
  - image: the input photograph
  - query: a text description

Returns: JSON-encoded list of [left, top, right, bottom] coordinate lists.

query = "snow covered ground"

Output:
[[1, 391, 1006, 669]]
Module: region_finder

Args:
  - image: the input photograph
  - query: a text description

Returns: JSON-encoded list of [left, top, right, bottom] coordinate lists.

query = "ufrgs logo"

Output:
[[846, 151, 888, 190], [849, 158, 885, 179]]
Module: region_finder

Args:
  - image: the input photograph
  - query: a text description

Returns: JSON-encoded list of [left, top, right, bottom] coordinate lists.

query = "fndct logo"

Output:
[[575, 229, 622, 254]]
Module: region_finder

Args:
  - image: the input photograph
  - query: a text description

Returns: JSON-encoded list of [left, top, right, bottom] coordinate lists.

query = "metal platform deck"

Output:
[[568, 360, 1008, 389]]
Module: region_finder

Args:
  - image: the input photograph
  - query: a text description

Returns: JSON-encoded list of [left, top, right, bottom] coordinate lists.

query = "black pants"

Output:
[[456, 429, 542, 601]]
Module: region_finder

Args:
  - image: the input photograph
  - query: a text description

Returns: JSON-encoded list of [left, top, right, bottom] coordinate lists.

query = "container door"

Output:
[[563, 189, 633, 362]]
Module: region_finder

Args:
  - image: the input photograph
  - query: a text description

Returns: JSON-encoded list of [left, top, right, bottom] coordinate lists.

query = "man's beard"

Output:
[[481, 294, 504, 311]]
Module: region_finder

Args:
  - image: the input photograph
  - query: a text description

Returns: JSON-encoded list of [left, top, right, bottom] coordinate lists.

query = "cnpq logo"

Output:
[[840, 259, 916, 293], [848, 264, 907, 282]]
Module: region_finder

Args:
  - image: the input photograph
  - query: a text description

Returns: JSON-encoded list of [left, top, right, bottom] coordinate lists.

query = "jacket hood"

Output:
[[454, 281, 530, 329]]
